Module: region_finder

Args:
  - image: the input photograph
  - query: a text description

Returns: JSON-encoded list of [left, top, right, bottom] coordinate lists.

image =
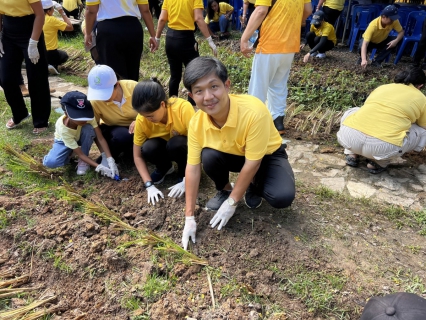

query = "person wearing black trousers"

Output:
[[413, 18, 426, 69], [0, 0, 51, 134], [155, 0, 217, 103], [148, 0, 161, 19]]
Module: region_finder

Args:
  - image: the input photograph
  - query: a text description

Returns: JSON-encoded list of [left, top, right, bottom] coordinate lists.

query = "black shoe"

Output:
[[371, 60, 382, 68], [273, 116, 285, 134], [151, 166, 174, 184], [244, 183, 262, 209], [421, 63, 426, 70], [206, 190, 231, 211]]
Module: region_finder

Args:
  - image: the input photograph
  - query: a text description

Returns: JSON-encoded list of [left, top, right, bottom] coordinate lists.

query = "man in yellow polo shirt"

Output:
[[240, 0, 312, 135], [180, 57, 295, 250], [359, 5, 404, 69]]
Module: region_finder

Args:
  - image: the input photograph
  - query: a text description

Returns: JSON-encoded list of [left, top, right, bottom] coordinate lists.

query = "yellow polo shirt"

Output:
[[54, 115, 98, 150], [0, 0, 38, 17], [255, 0, 311, 54], [362, 17, 403, 44], [43, 15, 68, 51], [205, 2, 234, 23], [133, 98, 195, 146], [63, 0, 82, 12], [343, 83, 426, 146], [162, 0, 204, 30], [187, 94, 282, 165], [90, 80, 139, 127], [324, 0, 344, 11], [310, 21, 337, 45]]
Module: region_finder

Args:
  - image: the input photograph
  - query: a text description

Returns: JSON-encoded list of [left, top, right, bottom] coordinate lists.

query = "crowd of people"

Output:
[[1, 0, 426, 252]]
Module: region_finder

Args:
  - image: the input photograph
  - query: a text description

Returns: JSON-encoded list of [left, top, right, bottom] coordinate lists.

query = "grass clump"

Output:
[[142, 273, 171, 302]]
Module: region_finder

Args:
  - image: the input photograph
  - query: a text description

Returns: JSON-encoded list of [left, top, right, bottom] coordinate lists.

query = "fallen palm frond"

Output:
[[62, 46, 94, 73], [0, 287, 40, 299], [0, 274, 30, 289], [20, 303, 63, 320], [118, 231, 208, 266], [2, 144, 51, 177], [0, 295, 56, 319]]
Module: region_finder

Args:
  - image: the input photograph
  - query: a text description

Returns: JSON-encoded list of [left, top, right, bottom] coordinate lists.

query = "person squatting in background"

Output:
[[205, 0, 234, 39], [132, 78, 195, 205], [41, 0, 73, 75], [0, 0, 51, 134]]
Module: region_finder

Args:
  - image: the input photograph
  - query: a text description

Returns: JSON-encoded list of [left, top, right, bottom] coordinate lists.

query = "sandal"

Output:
[[366, 160, 387, 174], [345, 154, 359, 167], [32, 127, 48, 134], [5, 113, 31, 130]]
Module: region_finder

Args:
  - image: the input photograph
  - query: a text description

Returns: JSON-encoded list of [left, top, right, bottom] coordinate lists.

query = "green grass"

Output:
[[142, 273, 171, 302]]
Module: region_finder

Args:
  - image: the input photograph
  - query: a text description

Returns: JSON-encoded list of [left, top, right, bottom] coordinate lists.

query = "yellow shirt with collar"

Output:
[[362, 17, 403, 44], [162, 0, 204, 30], [343, 83, 426, 146], [187, 94, 282, 165], [54, 115, 98, 150], [90, 80, 139, 127], [323, 0, 344, 11], [205, 2, 234, 23], [310, 21, 337, 45], [133, 97, 195, 146], [255, 0, 311, 54], [63, 0, 82, 12], [0, 0, 38, 17], [43, 15, 68, 51]]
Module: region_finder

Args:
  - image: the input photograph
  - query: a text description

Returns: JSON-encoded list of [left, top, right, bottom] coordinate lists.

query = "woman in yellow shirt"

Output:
[[205, 0, 234, 38], [132, 78, 195, 204]]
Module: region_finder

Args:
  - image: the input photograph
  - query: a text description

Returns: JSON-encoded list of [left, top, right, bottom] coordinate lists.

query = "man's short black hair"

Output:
[[183, 57, 228, 92]]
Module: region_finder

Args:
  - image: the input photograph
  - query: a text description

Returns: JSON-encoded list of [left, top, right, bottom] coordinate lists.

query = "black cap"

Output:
[[361, 292, 426, 320], [381, 5, 399, 21], [312, 11, 325, 26], [60, 91, 94, 121]]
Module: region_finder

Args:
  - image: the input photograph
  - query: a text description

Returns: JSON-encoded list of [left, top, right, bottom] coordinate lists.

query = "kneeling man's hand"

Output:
[[182, 216, 197, 250], [210, 200, 236, 231]]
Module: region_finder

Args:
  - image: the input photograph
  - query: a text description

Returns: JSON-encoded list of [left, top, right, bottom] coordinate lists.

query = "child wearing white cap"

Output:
[[43, 91, 119, 178], [87, 65, 139, 162]]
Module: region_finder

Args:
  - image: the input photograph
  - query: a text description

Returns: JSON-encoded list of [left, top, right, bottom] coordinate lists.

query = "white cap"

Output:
[[87, 65, 117, 101], [41, 0, 54, 9]]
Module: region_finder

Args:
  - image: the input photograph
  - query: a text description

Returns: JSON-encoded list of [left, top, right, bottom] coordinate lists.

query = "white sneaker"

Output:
[[316, 53, 326, 59], [48, 65, 59, 75], [76, 159, 90, 175]]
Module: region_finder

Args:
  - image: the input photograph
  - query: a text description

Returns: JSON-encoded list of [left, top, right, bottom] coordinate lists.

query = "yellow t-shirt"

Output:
[[43, 15, 68, 51], [255, 0, 311, 54], [362, 17, 403, 44], [0, 0, 38, 17], [54, 115, 98, 150], [310, 21, 337, 45], [162, 0, 204, 30], [133, 97, 195, 146], [187, 94, 283, 165], [205, 2, 234, 23], [324, 0, 344, 11], [343, 83, 426, 146], [244, 0, 256, 4], [90, 80, 139, 127], [86, 0, 148, 21], [63, 0, 82, 12]]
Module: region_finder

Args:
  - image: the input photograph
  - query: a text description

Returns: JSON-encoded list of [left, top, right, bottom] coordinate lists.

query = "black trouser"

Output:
[[323, 6, 341, 27], [46, 49, 69, 69], [148, 0, 161, 19], [100, 124, 134, 160], [0, 15, 51, 128], [413, 18, 426, 65], [63, 8, 79, 18], [141, 136, 188, 178], [201, 145, 295, 209], [165, 29, 199, 98], [306, 32, 335, 53], [358, 36, 395, 63], [96, 16, 143, 81]]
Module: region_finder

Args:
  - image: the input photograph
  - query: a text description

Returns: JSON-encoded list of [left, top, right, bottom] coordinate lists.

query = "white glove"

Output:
[[210, 200, 236, 230], [206, 36, 217, 56], [100, 152, 108, 167], [28, 38, 39, 64], [95, 164, 115, 179], [107, 157, 119, 177], [182, 216, 197, 250], [168, 178, 185, 198], [52, 1, 62, 10], [0, 32, 4, 58], [147, 185, 164, 205]]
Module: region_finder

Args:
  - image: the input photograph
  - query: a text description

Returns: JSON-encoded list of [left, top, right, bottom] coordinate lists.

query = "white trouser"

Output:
[[337, 107, 426, 167], [248, 52, 295, 120]]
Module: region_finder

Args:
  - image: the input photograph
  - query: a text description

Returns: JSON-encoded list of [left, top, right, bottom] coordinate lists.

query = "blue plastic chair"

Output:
[[394, 11, 426, 64], [230, 0, 243, 29], [349, 8, 375, 52]]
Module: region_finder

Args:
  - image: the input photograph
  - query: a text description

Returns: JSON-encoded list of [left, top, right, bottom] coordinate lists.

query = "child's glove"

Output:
[[95, 164, 114, 179], [107, 157, 119, 176]]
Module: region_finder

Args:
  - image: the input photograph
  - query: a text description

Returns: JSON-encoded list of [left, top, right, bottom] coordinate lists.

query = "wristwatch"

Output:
[[227, 197, 237, 207], [144, 181, 153, 188]]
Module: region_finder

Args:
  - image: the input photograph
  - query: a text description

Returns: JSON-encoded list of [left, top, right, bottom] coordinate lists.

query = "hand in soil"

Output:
[[209, 200, 236, 230], [182, 216, 197, 250], [147, 185, 164, 205], [168, 178, 185, 198], [303, 52, 311, 63], [107, 157, 119, 176]]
